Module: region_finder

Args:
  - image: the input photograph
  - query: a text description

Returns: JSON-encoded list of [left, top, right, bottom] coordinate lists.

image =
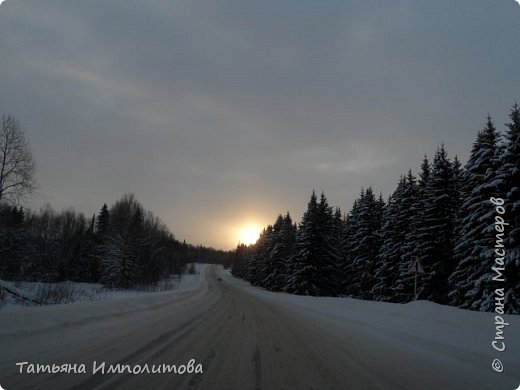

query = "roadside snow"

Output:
[[0, 263, 206, 309], [0, 264, 209, 337], [219, 267, 520, 383]]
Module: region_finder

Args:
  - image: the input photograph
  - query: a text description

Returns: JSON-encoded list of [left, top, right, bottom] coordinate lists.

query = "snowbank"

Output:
[[0, 264, 209, 337]]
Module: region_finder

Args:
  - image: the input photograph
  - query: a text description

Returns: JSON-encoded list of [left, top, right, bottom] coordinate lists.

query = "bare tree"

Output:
[[0, 115, 36, 204]]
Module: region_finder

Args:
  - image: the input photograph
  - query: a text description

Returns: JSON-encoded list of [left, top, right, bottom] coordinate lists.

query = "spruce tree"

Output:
[[414, 145, 459, 303], [96, 204, 110, 237], [286, 191, 339, 296], [345, 187, 383, 299], [317, 193, 342, 292], [251, 225, 274, 287], [231, 243, 251, 279], [263, 213, 295, 291], [493, 104, 520, 314], [373, 173, 417, 301], [398, 157, 431, 302], [341, 196, 361, 296], [332, 208, 345, 260], [449, 116, 501, 309], [100, 233, 136, 288]]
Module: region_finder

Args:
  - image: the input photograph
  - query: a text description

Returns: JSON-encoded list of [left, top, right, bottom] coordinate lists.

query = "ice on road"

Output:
[[0, 264, 518, 390]]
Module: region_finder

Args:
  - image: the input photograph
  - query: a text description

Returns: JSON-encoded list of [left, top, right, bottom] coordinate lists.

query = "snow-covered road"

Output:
[[0, 264, 518, 390]]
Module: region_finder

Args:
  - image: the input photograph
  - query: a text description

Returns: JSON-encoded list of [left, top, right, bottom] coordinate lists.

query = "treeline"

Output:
[[0, 193, 231, 288], [232, 103, 520, 314]]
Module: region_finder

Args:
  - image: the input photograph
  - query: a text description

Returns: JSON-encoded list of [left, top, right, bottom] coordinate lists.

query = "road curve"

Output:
[[0, 265, 517, 390]]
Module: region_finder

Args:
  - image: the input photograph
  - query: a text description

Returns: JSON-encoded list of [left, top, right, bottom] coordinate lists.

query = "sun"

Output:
[[238, 225, 262, 245]]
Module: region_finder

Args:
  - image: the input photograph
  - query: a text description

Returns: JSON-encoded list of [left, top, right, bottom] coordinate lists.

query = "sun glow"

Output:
[[238, 225, 262, 245]]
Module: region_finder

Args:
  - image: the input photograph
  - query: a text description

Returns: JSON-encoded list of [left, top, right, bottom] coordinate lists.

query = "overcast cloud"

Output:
[[1, 0, 519, 249]]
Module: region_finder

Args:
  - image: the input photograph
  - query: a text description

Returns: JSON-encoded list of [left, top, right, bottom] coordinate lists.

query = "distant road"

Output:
[[0, 265, 518, 390]]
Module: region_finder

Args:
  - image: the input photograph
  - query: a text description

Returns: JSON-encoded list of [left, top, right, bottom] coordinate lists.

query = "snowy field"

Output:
[[0, 264, 518, 390], [0, 264, 204, 309]]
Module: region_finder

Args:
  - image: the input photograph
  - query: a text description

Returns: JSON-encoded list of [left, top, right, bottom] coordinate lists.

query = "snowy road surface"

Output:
[[1, 264, 519, 390]]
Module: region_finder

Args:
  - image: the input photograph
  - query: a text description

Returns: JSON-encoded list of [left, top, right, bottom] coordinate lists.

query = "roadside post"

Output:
[[408, 256, 425, 301]]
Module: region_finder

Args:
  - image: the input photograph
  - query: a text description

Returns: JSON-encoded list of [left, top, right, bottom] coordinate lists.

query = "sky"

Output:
[[0, 0, 519, 250]]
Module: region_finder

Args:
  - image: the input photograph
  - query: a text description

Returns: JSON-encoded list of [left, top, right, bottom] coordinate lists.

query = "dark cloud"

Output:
[[1, 0, 519, 249]]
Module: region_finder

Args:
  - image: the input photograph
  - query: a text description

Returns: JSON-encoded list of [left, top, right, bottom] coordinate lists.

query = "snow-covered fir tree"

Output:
[[451, 155, 464, 213], [249, 225, 275, 287], [400, 156, 431, 295], [449, 117, 502, 310], [412, 145, 459, 303], [286, 191, 340, 296], [318, 193, 343, 291], [100, 232, 136, 288], [96, 203, 110, 237], [231, 243, 252, 280], [332, 207, 345, 260], [372, 172, 417, 302], [342, 187, 384, 299], [340, 197, 359, 295], [262, 213, 296, 291], [493, 104, 520, 314], [99, 197, 166, 287]]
